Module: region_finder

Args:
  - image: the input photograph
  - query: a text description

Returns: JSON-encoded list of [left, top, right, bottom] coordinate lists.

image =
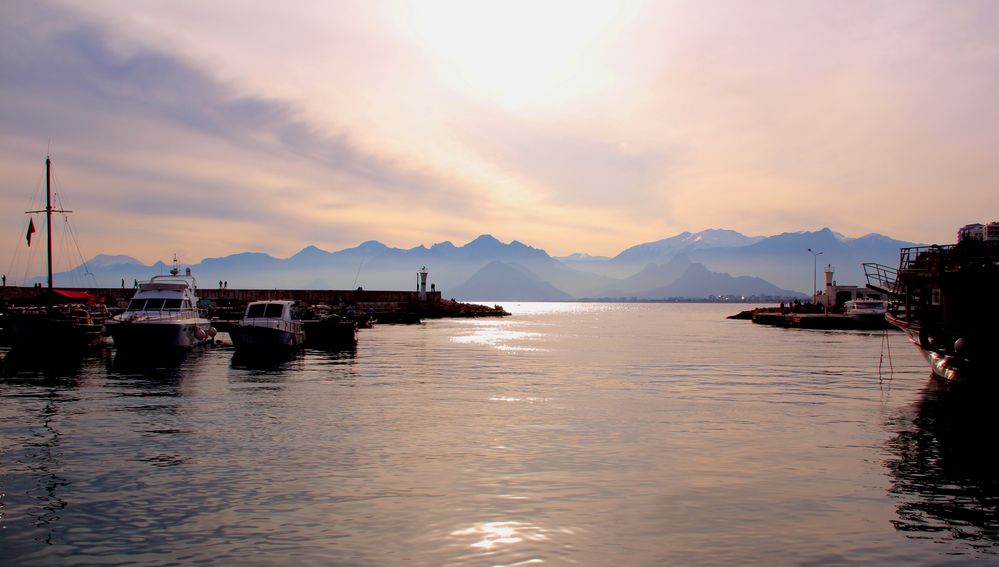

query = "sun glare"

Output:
[[398, 0, 622, 110]]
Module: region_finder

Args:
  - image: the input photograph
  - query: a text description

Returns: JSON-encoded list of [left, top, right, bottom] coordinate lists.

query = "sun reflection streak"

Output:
[[450, 520, 560, 554], [449, 321, 546, 352]]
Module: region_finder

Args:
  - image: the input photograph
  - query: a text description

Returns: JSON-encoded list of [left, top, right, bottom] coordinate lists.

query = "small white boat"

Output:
[[105, 264, 215, 351], [230, 300, 305, 352], [844, 298, 888, 318]]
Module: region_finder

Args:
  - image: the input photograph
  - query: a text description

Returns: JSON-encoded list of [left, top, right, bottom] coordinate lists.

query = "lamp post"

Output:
[[807, 248, 823, 304]]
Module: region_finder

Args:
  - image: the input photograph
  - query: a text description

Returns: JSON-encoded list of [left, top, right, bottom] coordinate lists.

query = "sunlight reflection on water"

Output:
[[449, 319, 547, 352], [450, 520, 568, 564]]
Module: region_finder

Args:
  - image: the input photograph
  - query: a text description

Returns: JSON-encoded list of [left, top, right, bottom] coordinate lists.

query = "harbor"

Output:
[[0, 284, 509, 350], [729, 263, 894, 330]]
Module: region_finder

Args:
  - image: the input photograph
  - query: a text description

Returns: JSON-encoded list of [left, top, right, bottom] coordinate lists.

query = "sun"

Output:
[[397, 0, 624, 111]]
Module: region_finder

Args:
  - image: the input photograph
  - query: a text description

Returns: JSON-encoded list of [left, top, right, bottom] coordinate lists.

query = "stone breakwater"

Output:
[[728, 306, 893, 330], [0, 287, 509, 319]]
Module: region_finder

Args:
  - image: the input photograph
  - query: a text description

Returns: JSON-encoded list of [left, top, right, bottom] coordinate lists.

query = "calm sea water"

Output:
[[2, 303, 998, 565]]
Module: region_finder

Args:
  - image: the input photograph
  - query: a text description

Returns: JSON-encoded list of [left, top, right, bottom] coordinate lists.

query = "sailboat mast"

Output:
[[45, 155, 53, 290]]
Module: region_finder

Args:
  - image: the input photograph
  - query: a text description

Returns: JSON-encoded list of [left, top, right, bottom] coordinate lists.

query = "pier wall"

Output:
[[0, 286, 442, 309]]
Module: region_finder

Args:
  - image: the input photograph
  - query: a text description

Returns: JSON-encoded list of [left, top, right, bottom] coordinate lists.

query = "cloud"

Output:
[[0, 2, 491, 263], [4, 0, 999, 267]]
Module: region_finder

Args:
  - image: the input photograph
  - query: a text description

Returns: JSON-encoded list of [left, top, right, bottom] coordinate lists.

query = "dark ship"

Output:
[[865, 223, 999, 381]]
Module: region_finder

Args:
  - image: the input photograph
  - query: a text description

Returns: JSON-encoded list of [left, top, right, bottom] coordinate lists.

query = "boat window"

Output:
[[931, 288, 942, 305], [145, 298, 165, 310], [127, 299, 145, 311], [246, 304, 267, 318], [264, 303, 285, 318], [163, 299, 182, 309]]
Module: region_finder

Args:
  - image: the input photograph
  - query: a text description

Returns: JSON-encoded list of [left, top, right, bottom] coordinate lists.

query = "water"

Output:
[[2, 303, 997, 565]]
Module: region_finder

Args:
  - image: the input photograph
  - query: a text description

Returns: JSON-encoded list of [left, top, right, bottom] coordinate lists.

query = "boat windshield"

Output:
[[127, 298, 187, 311], [246, 303, 286, 318]]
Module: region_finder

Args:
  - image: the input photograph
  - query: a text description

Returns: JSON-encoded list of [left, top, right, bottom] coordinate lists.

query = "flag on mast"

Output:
[[26, 218, 36, 246]]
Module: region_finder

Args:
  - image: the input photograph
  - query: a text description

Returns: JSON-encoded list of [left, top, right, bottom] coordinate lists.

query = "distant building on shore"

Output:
[[958, 221, 999, 242]]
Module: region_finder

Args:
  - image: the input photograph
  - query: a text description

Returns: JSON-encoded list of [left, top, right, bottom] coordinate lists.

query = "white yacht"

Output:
[[843, 298, 888, 319], [230, 300, 305, 352], [105, 265, 215, 351]]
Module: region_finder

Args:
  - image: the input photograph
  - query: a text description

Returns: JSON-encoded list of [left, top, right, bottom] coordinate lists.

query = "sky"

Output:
[[2, 0, 999, 274]]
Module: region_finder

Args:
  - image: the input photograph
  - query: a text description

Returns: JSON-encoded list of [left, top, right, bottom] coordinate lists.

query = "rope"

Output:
[[878, 327, 894, 382]]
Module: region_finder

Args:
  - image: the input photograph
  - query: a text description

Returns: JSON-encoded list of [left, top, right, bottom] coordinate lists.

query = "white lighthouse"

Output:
[[418, 266, 429, 301], [823, 264, 834, 311]]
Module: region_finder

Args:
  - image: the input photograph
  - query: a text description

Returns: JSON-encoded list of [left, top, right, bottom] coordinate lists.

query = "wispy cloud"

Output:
[[3, 0, 999, 269]]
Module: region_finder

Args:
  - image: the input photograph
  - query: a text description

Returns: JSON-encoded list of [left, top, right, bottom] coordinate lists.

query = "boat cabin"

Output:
[[243, 301, 300, 321]]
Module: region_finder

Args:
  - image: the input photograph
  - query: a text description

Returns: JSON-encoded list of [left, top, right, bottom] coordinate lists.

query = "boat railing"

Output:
[[121, 308, 203, 322], [863, 262, 897, 295], [898, 242, 999, 275], [896, 245, 953, 274]]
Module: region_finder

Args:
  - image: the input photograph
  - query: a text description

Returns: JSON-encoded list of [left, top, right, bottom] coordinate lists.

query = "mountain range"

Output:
[[44, 228, 919, 301]]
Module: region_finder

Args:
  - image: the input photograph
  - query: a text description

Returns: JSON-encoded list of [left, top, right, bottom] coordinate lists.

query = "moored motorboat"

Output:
[[307, 313, 357, 347], [843, 298, 888, 319], [230, 300, 305, 352], [104, 263, 215, 352], [865, 227, 999, 381]]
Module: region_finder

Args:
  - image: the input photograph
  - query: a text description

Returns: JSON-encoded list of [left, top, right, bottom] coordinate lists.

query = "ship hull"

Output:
[[230, 324, 303, 352], [7, 316, 102, 350], [106, 319, 213, 352], [887, 313, 996, 382]]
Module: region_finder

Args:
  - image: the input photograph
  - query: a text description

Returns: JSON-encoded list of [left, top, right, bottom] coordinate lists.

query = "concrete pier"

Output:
[[729, 307, 893, 330], [0, 286, 509, 319]]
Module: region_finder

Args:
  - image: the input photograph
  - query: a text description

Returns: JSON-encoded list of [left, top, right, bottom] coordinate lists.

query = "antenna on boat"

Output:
[[25, 155, 71, 290]]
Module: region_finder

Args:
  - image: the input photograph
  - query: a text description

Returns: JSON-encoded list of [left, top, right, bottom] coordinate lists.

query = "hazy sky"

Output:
[[2, 0, 998, 271]]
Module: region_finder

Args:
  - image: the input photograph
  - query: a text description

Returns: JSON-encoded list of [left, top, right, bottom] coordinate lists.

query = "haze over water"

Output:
[[2, 303, 997, 564]]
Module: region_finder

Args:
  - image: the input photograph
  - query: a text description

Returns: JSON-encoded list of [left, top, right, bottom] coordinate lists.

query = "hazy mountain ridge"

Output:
[[450, 261, 574, 301], [47, 228, 919, 300]]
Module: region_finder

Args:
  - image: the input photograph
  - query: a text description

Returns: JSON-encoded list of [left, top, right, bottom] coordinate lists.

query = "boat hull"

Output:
[[106, 319, 213, 351], [230, 324, 304, 352], [305, 318, 357, 347], [4, 314, 105, 353], [887, 313, 997, 382]]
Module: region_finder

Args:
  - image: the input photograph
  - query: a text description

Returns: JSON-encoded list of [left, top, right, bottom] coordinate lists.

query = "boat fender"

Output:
[[954, 337, 966, 353], [194, 327, 207, 340], [101, 325, 111, 337], [207, 327, 217, 338]]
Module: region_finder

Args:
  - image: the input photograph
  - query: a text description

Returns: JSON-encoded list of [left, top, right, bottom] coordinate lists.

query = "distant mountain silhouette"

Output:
[[642, 262, 799, 299], [555, 252, 611, 263], [450, 261, 573, 301], [84, 254, 143, 268], [690, 228, 917, 293], [613, 229, 763, 265], [45, 228, 921, 299], [591, 254, 693, 298]]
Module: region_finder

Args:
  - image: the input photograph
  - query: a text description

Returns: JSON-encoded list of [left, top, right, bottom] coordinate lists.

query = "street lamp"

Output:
[[807, 248, 823, 304]]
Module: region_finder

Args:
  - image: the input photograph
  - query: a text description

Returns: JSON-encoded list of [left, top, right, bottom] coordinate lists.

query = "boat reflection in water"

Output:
[[2, 347, 87, 376], [0, 353, 103, 549], [886, 378, 999, 552], [109, 347, 197, 373], [230, 346, 303, 370]]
